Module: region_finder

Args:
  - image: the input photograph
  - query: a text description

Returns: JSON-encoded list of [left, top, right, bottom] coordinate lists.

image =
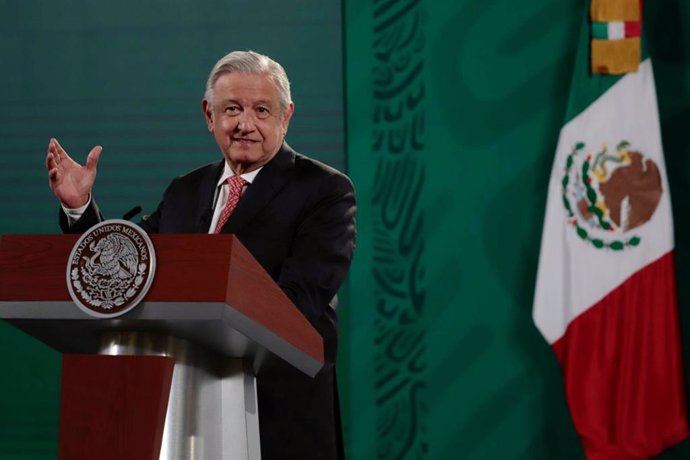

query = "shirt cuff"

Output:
[[61, 195, 91, 227]]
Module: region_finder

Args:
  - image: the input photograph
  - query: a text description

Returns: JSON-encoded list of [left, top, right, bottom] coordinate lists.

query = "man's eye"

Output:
[[224, 106, 240, 114], [256, 107, 270, 118]]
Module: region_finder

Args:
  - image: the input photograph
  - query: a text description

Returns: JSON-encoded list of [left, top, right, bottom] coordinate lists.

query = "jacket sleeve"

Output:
[[276, 172, 356, 363], [59, 200, 105, 234]]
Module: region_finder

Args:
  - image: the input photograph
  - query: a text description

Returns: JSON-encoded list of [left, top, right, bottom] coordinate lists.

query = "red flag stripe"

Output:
[[553, 252, 689, 458], [624, 21, 641, 37]]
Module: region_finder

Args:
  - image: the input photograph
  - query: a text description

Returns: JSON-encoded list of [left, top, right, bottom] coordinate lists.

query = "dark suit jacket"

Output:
[[61, 143, 356, 460]]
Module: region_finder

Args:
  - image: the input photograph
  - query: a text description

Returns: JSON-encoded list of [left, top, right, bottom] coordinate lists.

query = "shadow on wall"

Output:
[[648, 0, 690, 458]]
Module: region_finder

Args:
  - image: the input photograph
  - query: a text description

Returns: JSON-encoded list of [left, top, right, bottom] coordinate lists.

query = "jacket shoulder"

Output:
[[166, 160, 223, 191], [291, 152, 353, 189]]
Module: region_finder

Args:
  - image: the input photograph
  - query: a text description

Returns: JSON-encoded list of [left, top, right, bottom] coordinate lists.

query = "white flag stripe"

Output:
[[608, 22, 625, 40], [533, 59, 673, 344]]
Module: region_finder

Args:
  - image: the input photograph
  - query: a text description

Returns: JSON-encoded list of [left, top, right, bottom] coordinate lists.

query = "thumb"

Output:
[[85, 145, 103, 171]]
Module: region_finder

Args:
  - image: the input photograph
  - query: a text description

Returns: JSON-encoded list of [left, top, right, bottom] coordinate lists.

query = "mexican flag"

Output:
[[532, 1, 689, 458]]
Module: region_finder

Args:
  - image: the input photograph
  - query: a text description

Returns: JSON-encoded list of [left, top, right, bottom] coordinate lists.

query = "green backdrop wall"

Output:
[[343, 0, 690, 459]]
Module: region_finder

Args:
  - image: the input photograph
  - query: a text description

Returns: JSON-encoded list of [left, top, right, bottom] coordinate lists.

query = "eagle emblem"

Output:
[[67, 220, 156, 318], [561, 141, 662, 250]]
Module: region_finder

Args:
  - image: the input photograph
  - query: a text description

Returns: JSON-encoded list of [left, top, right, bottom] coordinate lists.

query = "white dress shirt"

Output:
[[207, 162, 260, 233], [62, 161, 262, 232]]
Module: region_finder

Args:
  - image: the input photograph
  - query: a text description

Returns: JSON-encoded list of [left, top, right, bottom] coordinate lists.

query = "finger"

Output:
[[53, 138, 69, 160], [48, 140, 63, 166], [48, 167, 59, 181], [47, 139, 58, 161], [85, 145, 103, 171], [46, 148, 63, 169], [45, 151, 55, 170]]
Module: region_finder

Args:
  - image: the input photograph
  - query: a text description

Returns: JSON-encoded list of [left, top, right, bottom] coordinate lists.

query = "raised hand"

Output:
[[45, 138, 102, 209]]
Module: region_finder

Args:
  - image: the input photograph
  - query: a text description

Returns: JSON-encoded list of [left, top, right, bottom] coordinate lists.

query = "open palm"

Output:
[[45, 138, 102, 209]]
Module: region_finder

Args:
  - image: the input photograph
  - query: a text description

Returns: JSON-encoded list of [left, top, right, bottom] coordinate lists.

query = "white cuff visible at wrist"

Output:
[[61, 195, 91, 226]]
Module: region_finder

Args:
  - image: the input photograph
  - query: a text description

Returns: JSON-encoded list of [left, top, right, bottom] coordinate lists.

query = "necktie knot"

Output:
[[213, 176, 247, 233], [227, 175, 247, 195]]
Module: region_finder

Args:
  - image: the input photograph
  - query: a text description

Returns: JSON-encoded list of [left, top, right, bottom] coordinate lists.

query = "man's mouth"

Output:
[[233, 137, 258, 144]]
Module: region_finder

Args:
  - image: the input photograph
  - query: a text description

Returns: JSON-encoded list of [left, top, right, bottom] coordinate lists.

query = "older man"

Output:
[[46, 50, 356, 460]]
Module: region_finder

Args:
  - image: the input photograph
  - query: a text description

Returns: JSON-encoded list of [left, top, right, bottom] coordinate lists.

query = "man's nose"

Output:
[[236, 111, 256, 132]]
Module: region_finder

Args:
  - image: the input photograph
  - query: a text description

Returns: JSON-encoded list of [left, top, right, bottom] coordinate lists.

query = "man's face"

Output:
[[203, 72, 293, 174]]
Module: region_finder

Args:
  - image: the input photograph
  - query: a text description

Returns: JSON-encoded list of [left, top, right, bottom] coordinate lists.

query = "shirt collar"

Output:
[[216, 162, 262, 188]]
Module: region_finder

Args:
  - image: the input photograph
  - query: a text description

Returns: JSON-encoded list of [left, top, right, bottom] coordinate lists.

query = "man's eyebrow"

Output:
[[247, 99, 275, 109], [217, 98, 274, 106]]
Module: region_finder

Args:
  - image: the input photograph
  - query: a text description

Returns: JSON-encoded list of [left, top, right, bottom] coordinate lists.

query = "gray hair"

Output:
[[204, 50, 292, 114]]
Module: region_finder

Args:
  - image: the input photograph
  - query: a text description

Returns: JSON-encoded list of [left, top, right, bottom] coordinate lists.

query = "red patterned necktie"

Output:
[[213, 176, 247, 233]]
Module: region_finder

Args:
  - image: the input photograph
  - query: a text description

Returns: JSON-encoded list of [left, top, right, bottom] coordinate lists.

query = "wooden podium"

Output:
[[0, 234, 324, 460]]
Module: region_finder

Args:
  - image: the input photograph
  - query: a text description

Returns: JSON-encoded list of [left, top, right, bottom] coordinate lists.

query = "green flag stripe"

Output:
[[592, 22, 609, 39]]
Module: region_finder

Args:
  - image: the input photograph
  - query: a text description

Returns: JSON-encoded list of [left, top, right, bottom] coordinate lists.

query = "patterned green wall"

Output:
[[342, 0, 690, 459]]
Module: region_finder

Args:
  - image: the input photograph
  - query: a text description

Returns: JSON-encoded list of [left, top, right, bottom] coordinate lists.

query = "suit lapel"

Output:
[[220, 144, 295, 234], [196, 160, 225, 233]]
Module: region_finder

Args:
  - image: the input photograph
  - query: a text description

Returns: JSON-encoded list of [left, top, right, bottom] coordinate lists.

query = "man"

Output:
[[45, 50, 356, 459]]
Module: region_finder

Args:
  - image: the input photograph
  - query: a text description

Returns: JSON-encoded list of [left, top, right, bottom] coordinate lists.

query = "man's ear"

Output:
[[282, 103, 295, 136], [201, 99, 214, 132]]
